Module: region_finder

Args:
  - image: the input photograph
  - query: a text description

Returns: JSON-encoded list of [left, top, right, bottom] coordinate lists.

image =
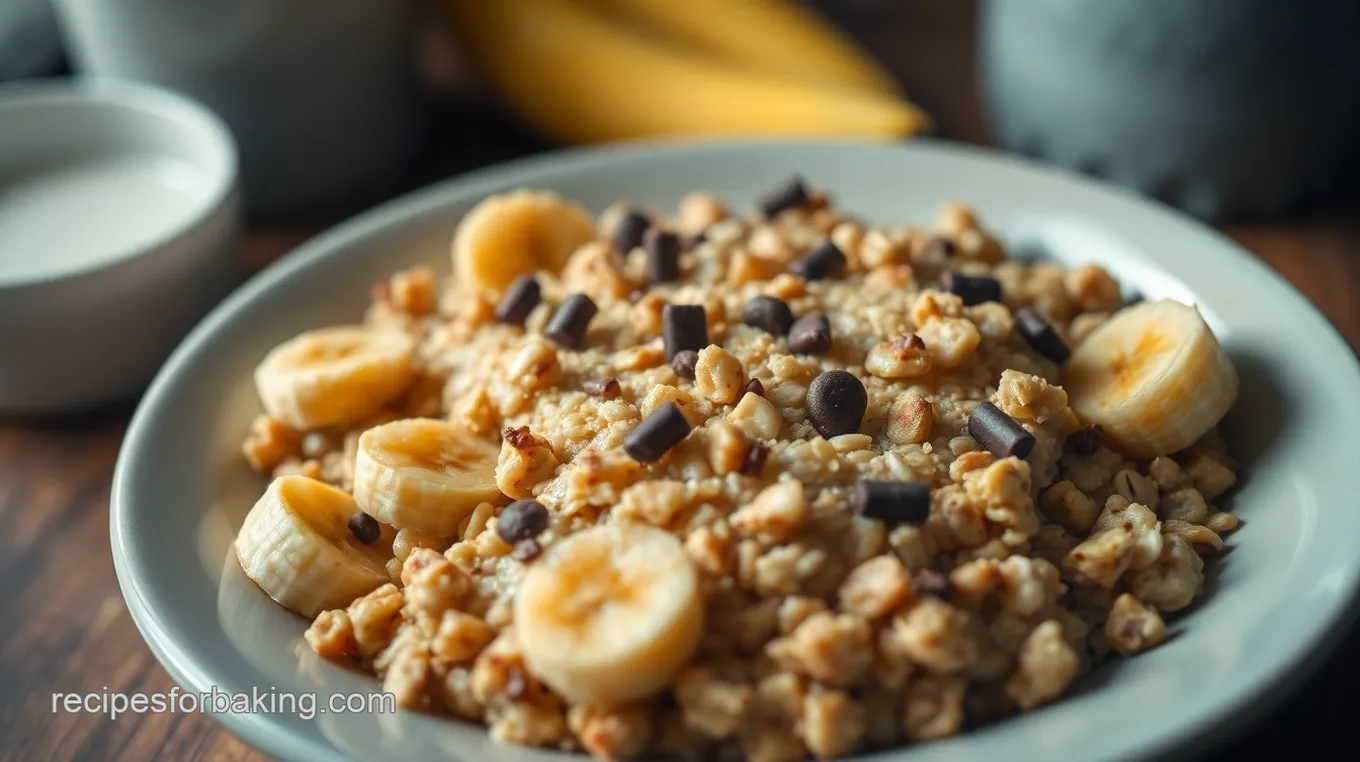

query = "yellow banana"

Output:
[[592, 0, 901, 96], [440, 0, 930, 143]]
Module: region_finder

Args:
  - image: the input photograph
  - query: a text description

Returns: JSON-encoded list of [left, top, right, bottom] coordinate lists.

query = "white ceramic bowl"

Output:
[[0, 78, 240, 413], [112, 141, 1360, 762]]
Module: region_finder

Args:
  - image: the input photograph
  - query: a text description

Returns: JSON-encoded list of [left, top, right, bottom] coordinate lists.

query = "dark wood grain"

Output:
[[3, 2, 1358, 760]]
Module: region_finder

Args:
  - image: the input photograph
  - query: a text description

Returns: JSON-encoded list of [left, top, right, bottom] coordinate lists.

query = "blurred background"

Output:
[[2, 0, 1359, 760]]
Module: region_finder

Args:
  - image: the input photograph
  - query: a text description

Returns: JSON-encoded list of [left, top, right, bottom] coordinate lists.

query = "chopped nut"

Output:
[[1126, 535, 1204, 612], [568, 703, 653, 760], [1004, 620, 1079, 709], [1184, 452, 1237, 499], [800, 687, 866, 759], [402, 548, 472, 620], [916, 317, 981, 369], [694, 345, 747, 404], [993, 369, 1068, 424], [1204, 512, 1240, 535], [902, 675, 965, 740], [675, 666, 753, 739], [885, 392, 934, 446], [242, 415, 300, 472], [1161, 487, 1209, 524], [305, 609, 356, 659], [1148, 456, 1187, 491], [731, 482, 807, 542], [1064, 526, 1135, 589], [1112, 468, 1160, 513], [1091, 495, 1163, 570], [866, 335, 932, 379], [1105, 593, 1167, 655], [506, 336, 562, 391], [889, 598, 976, 674], [838, 555, 912, 620], [767, 611, 873, 686], [1064, 264, 1122, 313], [381, 639, 432, 709], [347, 583, 405, 658], [729, 391, 782, 439], [495, 426, 558, 499], [431, 610, 494, 664]]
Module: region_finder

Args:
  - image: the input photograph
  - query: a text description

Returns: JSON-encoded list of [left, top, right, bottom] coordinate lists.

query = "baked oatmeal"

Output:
[[235, 177, 1241, 760]]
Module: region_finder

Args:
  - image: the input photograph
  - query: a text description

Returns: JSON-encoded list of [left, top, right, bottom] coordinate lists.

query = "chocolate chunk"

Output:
[[662, 304, 709, 361], [787, 312, 832, 355], [922, 236, 956, 258], [498, 500, 550, 543], [1015, 309, 1068, 363], [645, 228, 681, 284], [545, 293, 598, 349], [741, 441, 769, 477], [494, 275, 541, 326], [806, 369, 867, 438], [790, 241, 847, 282], [613, 209, 651, 253], [583, 376, 621, 399], [741, 295, 795, 336], [756, 176, 809, 219], [854, 479, 931, 524], [968, 401, 1036, 459], [1067, 425, 1103, 456], [746, 378, 765, 397], [671, 349, 699, 379], [913, 569, 953, 599], [347, 512, 380, 544], [511, 539, 542, 563], [942, 271, 1002, 306], [624, 402, 692, 462]]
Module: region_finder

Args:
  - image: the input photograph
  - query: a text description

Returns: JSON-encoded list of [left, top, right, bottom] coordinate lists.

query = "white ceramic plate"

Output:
[[112, 141, 1360, 762]]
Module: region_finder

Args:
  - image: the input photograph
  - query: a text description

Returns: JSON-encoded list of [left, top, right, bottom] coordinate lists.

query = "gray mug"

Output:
[[53, 0, 424, 220]]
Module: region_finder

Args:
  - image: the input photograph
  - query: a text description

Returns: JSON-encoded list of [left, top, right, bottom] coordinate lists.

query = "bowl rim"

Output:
[[111, 137, 1360, 762], [0, 76, 240, 292]]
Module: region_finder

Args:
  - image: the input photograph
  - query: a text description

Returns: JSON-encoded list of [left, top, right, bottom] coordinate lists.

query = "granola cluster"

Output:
[[248, 185, 1239, 760]]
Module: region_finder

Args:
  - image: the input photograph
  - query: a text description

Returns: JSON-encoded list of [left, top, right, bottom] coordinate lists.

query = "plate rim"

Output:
[[112, 137, 1360, 762]]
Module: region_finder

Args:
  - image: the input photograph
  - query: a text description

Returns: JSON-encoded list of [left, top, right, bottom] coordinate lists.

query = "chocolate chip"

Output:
[[347, 512, 380, 544], [787, 312, 832, 355], [913, 569, 953, 600], [806, 369, 866, 438], [511, 539, 542, 563], [746, 378, 765, 397], [1015, 308, 1070, 363], [583, 376, 621, 399], [613, 209, 651, 253], [922, 236, 956, 258], [741, 441, 769, 477], [681, 230, 707, 251], [662, 304, 708, 361], [545, 293, 598, 349], [968, 401, 1036, 459], [854, 479, 931, 524], [756, 176, 809, 219], [1067, 425, 1103, 456], [942, 271, 1002, 306], [494, 275, 541, 326], [790, 241, 847, 282], [497, 499, 550, 543], [644, 228, 681, 284], [671, 349, 699, 379], [741, 296, 795, 336], [624, 402, 692, 462]]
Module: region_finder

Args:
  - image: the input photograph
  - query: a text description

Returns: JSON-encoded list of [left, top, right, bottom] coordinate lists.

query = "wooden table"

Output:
[[3, 2, 1358, 759]]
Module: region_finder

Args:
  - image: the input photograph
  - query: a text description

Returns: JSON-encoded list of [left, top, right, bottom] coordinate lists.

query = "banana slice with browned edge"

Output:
[[352, 418, 504, 537], [236, 475, 394, 618], [1066, 300, 1238, 458], [452, 189, 596, 296], [254, 326, 414, 430], [514, 522, 704, 706]]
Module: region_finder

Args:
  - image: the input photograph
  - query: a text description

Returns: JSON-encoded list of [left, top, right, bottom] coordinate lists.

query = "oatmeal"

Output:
[[234, 177, 1242, 759]]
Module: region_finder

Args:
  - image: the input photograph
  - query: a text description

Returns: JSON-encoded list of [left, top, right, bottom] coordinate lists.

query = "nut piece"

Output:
[[706, 420, 751, 476], [866, 334, 932, 379], [731, 482, 808, 542], [889, 598, 976, 674], [1041, 481, 1098, 534], [674, 666, 753, 739], [801, 687, 866, 759], [885, 392, 934, 445], [838, 555, 912, 620], [1004, 620, 1079, 709], [694, 345, 747, 405], [767, 611, 873, 686], [902, 675, 965, 741], [1105, 593, 1167, 655], [1185, 452, 1237, 499], [916, 317, 981, 370], [993, 369, 1068, 424], [306, 610, 356, 658], [729, 391, 782, 440], [496, 426, 559, 499]]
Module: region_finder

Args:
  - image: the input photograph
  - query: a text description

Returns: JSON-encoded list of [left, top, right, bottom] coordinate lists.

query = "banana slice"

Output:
[[254, 326, 415, 430], [515, 522, 703, 705], [1066, 300, 1238, 458], [235, 475, 394, 618], [352, 418, 503, 536], [451, 189, 596, 295]]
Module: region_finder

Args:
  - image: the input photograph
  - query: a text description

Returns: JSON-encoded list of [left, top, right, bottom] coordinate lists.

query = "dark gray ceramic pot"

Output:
[[981, 0, 1360, 220]]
